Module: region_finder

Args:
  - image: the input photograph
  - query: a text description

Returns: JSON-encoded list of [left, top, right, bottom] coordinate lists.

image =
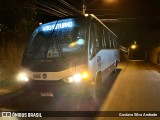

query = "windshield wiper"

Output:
[[44, 20, 62, 59], [54, 35, 62, 57]]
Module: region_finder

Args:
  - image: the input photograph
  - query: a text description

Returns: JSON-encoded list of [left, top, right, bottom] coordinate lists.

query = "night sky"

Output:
[[0, 0, 160, 48], [86, 0, 160, 47]]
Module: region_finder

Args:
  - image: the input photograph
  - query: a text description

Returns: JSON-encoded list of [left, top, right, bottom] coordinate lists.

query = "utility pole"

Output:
[[82, 0, 86, 15]]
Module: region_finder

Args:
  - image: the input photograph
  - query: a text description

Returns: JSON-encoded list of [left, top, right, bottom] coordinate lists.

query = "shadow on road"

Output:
[[98, 68, 121, 108], [104, 69, 121, 95]]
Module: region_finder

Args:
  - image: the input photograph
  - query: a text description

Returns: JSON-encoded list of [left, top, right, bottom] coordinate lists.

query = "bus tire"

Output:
[[115, 60, 118, 68], [92, 73, 105, 105], [114, 60, 118, 73]]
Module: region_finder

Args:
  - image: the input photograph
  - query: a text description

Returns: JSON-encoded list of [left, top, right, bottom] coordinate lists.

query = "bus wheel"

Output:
[[114, 60, 118, 73], [115, 60, 118, 68], [92, 73, 105, 106]]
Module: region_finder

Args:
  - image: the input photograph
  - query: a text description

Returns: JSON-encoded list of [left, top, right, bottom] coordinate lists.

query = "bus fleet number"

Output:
[[33, 74, 41, 78]]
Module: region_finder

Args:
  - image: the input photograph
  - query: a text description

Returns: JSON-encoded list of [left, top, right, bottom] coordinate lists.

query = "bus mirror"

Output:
[[90, 47, 100, 56], [89, 47, 95, 60], [89, 47, 100, 60], [90, 47, 95, 55]]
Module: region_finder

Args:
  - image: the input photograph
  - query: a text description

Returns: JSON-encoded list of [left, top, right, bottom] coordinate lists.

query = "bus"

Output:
[[17, 14, 119, 101]]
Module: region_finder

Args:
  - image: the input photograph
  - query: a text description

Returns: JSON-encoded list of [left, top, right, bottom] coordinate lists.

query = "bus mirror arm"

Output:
[[90, 47, 100, 60], [90, 47, 95, 54], [89, 47, 95, 60], [90, 46, 100, 56]]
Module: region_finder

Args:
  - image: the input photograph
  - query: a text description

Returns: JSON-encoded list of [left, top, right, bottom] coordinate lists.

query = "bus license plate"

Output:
[[40, 92, 54, 97]]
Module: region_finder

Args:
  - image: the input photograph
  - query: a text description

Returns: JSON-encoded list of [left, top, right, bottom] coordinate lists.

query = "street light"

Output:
[[103, 0, 115, 3], [82, 0, 87, 15], [131, 44, 137, 50], [130, 41, 137, 50], [83, 0, 117, 15], [39, 22, 42, 25], [128, 41, 138, 59]]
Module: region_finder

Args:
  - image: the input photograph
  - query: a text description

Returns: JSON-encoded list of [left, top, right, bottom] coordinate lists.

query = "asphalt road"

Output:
[[0, 61, 160, 120], [100, 61, 160, 111]]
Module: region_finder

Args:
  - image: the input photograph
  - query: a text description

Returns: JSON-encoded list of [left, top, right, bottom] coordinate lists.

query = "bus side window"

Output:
[[101, 29, 105, 48], [97, 25, 103, 49], [112, 37, 115, 49], [109, 34, 114, 49], [113, 38, 117, 49], [115, 38, 118, 49], [102, 29, 106, 48], [112, 36, 117, 49], [95, 33, 99, 48], [89, 22, 96, 57], [89, 21, 103, 59], [105, 31, 110, 49]]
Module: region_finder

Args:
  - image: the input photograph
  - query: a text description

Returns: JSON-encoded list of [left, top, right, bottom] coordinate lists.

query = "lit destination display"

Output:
[[42, 21, 73, 31]]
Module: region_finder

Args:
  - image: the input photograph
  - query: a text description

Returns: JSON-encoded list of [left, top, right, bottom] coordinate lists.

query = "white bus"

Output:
[[17, 14, 119, 100]]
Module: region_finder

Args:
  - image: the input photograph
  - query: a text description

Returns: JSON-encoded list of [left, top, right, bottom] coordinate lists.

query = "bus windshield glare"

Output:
[[26, 18, 86, 59]]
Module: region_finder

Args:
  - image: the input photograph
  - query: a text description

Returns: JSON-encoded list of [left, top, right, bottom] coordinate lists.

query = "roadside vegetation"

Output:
[[0, 0, 37, 94]]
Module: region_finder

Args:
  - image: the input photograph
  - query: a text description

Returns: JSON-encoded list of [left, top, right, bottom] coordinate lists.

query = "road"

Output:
[[101, 61, 160, 111], [0, 61, 160, 120]]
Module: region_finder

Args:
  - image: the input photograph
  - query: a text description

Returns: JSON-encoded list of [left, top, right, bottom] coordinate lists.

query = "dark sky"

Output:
[[86, 0, 160, 18], [85, 0, 160, 47], [0, 0, 160, 48]]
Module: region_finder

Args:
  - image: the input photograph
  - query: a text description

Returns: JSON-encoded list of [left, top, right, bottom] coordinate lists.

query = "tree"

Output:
[[0, 0, 37, 33]]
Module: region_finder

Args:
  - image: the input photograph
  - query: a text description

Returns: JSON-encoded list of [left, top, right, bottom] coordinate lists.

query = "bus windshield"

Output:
[[25, 18, 86, 59]]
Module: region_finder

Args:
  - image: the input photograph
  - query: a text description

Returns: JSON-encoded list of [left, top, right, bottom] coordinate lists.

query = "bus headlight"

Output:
[[17, 72, 29, 82], [73, 73, 82, 83], [81, 72, 89, 79], [63, 77, 74, 83], [63, 72, 89, 83]]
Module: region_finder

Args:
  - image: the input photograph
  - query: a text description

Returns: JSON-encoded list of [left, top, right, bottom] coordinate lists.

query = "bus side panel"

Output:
[[88, 56, 96, 82], [95, 49, 119, 83]]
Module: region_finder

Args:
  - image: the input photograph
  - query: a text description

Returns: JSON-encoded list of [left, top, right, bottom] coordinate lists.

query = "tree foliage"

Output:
[[0, 0, 38, 80], [0, 0, 37, 33]]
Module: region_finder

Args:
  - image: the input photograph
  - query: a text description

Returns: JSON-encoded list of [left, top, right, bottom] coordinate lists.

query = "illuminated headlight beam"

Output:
[[63, 72, 89, 83], [73, 73, 82, 83], [17, 73, 29, 82]]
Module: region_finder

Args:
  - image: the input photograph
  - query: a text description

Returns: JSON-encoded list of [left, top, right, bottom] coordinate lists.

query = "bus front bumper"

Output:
[[22, 79, 92, 96]]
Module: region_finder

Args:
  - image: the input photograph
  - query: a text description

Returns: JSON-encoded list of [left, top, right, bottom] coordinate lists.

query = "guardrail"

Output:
[[119, 45, 128, 53]]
